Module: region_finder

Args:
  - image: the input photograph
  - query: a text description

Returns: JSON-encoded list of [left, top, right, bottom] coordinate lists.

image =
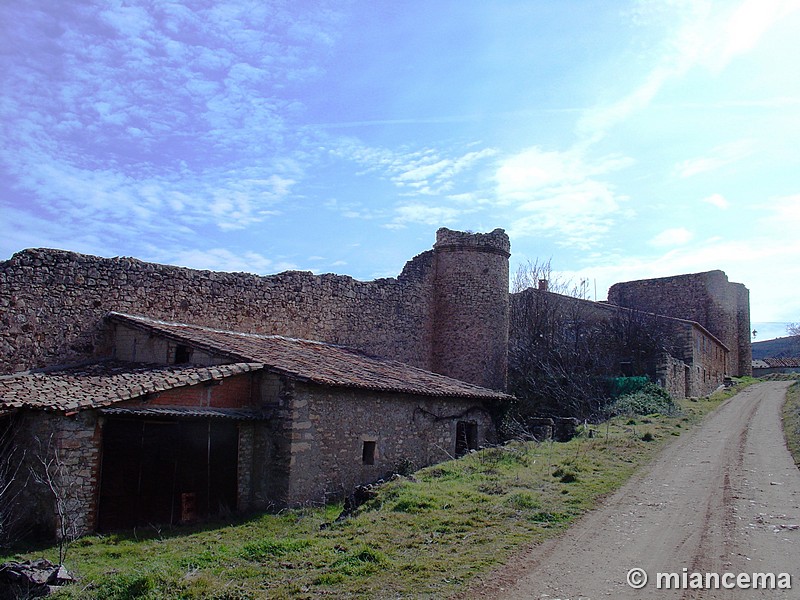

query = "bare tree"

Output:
[[507, 260, 674, 428], [788, 323, 800, 337], [0, 415, 29, 548], [30, 434, 78, 564]]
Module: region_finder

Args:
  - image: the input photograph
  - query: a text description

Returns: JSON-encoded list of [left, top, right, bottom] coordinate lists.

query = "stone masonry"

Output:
[[0, 228, 512, 392], [608, 270, 751, 377]]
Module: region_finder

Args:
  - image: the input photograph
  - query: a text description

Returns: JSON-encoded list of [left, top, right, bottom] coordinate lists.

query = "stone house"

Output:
[[0, 312, 507, 537], [751, 357, 800, 377]]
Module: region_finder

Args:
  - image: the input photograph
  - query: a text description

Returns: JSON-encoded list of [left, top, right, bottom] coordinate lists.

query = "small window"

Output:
[[455, 421, 478, 457], [174, 344, 192, 364], [362, 441, 376, 465]]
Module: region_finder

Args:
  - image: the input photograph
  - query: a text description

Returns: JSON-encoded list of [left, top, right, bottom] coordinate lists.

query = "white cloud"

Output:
[[675, 141, 754, 178], [162, 247, 297, 275], [701, 0, 800, 72], [649, 227, 693, 247], [702, 193, 730, 209], [581, 0, 800, 139], [389, 204, 462, 227], [0, 0, 342, 234], [494, 146, 632, 248], [329, 137, 497, 197]]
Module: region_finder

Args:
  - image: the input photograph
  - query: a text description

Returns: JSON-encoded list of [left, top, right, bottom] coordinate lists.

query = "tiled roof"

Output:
[[100, 406, 268, 420], [752, 357, 800, 368], [109, 312, 511, 401], [0, 361, 262, 415]]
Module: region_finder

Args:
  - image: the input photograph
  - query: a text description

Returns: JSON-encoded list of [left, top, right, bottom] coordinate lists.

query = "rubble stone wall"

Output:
[[12, 411, 101, 539], [607, 270, 752, 376], [0, 228, 512, 391], [283, 381, 496, 506]]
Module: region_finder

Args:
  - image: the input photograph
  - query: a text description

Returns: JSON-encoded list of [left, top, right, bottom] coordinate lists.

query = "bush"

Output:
[[607, 383, 679, 417], [608, 376, 650, 398]]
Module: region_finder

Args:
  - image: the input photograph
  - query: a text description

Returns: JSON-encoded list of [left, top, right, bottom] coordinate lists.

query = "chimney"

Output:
[[538, 279, 548, 291]]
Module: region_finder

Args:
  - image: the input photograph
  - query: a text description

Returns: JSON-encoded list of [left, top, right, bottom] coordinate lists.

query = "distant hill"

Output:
[[752, 335, 800, 359]]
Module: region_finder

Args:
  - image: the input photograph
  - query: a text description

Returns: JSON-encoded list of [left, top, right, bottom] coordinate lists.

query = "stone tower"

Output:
[[607, 270, 752, 377], [430, 228, 511, 391]]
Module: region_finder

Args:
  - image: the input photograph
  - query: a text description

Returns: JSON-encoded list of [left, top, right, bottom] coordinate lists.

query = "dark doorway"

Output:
[[455, 421, 478, 457], [98, 418, 238, 531]]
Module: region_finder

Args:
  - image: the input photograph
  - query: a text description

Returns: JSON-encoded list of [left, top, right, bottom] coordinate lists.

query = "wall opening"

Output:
[[174, 344, 192, 364], [455, 421, 478, 457], [362, 440, 376, 465], [98, 418, 238, 532]]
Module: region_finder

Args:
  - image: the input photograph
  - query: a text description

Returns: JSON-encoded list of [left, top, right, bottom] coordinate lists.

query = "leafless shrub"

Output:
[[0, 414, 29, 549], [30, 434, 78, 564], [507, 260, 672, 428]]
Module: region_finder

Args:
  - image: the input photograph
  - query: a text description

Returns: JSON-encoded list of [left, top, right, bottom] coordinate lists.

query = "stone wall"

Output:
[[655, 353, 689, 398], [0, 228, 511, 391], [431, 228, 510, 391], [508, 288, 730, 399], [12, 411, 101, 539], [607, 270, 752, 376], [282, 381, 496, 506]]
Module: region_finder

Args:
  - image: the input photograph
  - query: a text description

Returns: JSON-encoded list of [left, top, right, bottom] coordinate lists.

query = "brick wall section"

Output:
[[0, 228, 512, 391], [119, 372, 254, 409], [607, 270, 752, 376], [281, 381, 496, 506]]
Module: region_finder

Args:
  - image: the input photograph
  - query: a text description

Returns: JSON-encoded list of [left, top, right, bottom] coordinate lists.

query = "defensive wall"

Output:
[[509, 287, 729, 397], [608, 270, 751, 377], [0, 228, 511, 391]]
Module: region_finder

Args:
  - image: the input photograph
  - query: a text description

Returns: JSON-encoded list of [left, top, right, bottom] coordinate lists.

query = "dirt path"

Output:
[[471, 381, 800, 599]]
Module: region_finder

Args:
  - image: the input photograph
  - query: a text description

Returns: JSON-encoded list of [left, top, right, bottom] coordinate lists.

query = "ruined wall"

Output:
[[607, 270, 751, 377], [431, 228, 510, 391], [0, 247, 433, 375], [282, 381, 495, 506], [0, 228, 511, 391], [508, 288, 729, 399]]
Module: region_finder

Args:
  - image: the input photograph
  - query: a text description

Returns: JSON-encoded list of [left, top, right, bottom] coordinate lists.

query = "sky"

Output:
[[1, 0, 798, 341]]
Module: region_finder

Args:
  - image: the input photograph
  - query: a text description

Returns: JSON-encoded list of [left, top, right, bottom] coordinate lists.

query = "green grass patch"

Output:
[[3, 394, 729, 599], [782, 380, 800, 467]]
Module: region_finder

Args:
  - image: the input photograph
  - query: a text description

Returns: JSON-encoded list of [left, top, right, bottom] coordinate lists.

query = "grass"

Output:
[[782, 379, 800, 467], [1, 386, 749, 600]]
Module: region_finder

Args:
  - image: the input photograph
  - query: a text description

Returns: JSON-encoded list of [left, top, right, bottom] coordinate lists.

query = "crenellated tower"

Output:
[[430, 228, 510, 391]]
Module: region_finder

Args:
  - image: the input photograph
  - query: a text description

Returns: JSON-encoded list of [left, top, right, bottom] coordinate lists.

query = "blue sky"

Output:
[[1, 1, 798, 341]]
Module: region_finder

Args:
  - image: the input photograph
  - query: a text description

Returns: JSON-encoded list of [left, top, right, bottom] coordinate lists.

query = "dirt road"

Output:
[[474, 381, 800, 599]]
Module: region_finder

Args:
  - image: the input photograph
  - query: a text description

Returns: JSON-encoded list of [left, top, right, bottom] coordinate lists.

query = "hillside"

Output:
[[752, 335, 800, 359]]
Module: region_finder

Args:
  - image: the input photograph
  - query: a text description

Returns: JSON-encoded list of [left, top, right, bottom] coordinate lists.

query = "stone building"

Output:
[[0, 227, 752, 538], [509, 287, 730, 402], [0, 313, 507, 537], [608, 270, 751, 377], [0, 228, 510, 391]]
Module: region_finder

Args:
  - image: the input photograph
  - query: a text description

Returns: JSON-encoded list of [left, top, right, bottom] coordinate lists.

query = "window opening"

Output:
[[362, 440, 376, 465], [174, 344, 192, 364]]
